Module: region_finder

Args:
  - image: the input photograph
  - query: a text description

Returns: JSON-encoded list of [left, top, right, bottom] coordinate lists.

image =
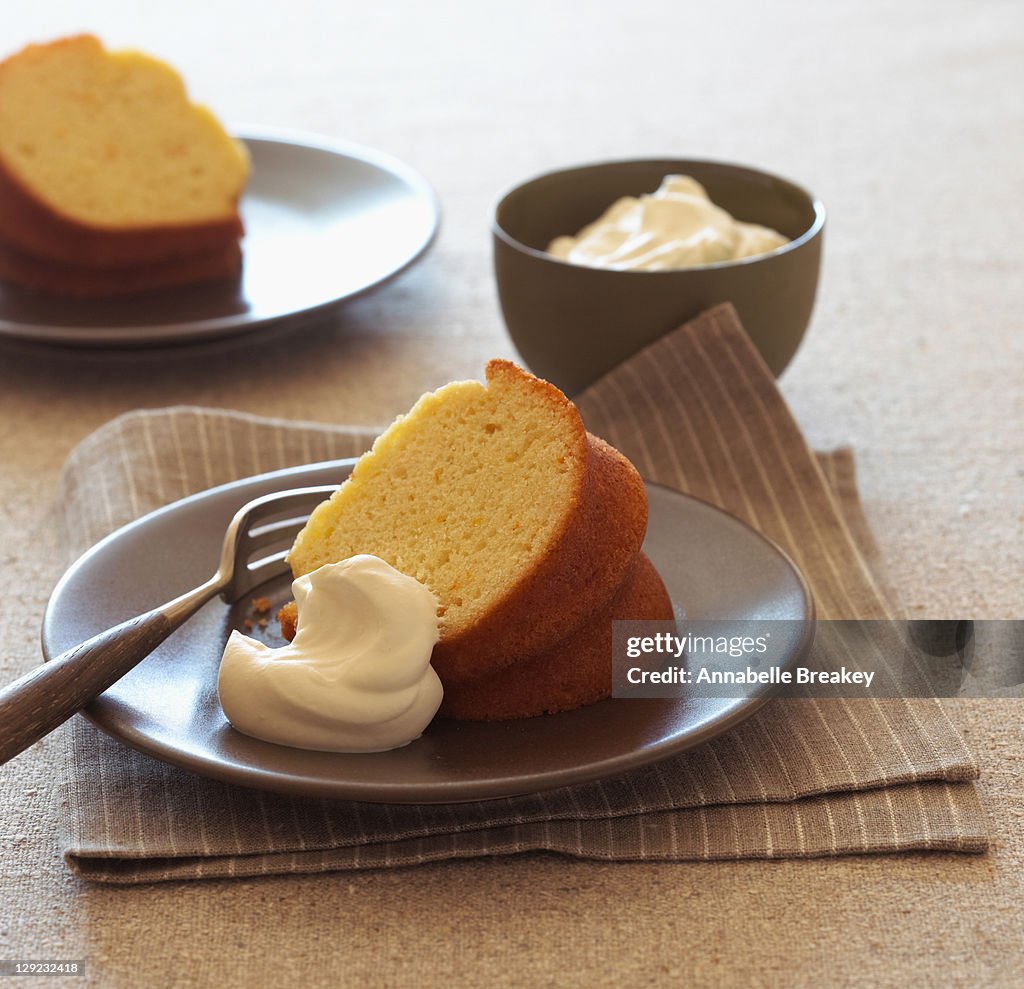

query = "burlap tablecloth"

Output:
[[54, 305, 987, 882]]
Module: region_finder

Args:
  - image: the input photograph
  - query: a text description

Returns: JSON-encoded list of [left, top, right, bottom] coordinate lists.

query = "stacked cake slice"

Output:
[[283, 360, 674, 721], [0, 35, 250, 297]]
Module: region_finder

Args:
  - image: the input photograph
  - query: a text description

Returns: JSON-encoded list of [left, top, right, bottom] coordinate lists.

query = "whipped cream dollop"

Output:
[[547, 175, 789, 271], [218, 555, 442, 753]]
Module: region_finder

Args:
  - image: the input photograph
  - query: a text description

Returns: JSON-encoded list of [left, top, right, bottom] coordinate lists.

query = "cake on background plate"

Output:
[[0, 34, 249, 295]]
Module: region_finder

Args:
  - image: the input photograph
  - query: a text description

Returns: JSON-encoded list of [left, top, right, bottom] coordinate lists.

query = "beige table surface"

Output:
[[1, 2, 1022, 986]]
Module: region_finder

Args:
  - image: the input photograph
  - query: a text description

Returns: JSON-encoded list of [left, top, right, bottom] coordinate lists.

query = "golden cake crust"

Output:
[[438, 552, 673, 720]]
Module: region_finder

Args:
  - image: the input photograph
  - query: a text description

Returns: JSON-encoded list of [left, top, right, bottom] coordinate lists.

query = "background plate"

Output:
[[42, 460, 814, 803], [0, 130, 439, 348]]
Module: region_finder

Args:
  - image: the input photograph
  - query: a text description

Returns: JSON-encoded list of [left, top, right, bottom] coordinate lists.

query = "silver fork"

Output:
[[0, 484, 336, 767]]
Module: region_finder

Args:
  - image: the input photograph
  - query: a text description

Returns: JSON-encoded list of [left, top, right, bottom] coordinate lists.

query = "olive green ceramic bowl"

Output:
[[493, 159, 825, 395]]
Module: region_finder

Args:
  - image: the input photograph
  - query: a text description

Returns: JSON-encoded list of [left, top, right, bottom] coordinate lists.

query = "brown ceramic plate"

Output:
[[0, 129, 439, 348], [41, 460, 813, 803]]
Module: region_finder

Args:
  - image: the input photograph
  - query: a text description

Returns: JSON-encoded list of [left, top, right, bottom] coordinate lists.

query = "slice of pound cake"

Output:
[[0, 34, 249, 271], [284, 360, 674, 719]]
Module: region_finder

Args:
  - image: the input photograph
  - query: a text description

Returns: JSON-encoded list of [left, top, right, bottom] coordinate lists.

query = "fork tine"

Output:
[[240, 485, 337, 525], [239, 517, 308, 556], [230, 553, 292, 602], [236, 485, 337, 561], [221, 485, 338, 603]]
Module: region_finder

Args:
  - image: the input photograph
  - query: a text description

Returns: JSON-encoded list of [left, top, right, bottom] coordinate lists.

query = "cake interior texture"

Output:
[[0, 34, 249, 228], [288, 360, 583, 643]]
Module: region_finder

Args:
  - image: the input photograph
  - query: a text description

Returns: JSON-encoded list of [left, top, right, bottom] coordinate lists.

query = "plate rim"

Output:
[[0, 128, 441, 346], [42, 459, 816, 803]]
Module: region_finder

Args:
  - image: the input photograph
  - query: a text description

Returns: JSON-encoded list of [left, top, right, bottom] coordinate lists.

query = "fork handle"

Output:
[[0, 582, 219, 766]]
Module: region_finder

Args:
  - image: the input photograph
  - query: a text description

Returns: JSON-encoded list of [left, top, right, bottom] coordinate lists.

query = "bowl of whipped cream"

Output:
[[493, 159, 825, 394]]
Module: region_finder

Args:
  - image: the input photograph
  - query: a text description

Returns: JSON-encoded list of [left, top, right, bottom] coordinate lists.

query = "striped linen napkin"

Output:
[[55, 304, 988, 882]]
